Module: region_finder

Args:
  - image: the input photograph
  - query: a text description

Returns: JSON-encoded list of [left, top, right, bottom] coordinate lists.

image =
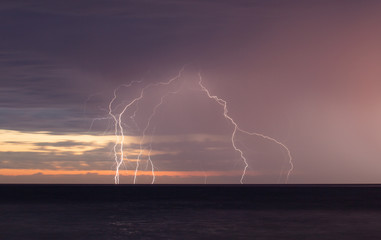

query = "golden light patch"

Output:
[[0, 130, 225, 155], [0, 129, 136, 154], [0, 129, 233, 178]]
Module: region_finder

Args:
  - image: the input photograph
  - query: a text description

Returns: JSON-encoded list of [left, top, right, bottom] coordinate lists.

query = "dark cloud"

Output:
[[0, 148, 110, 171], [34, 140, 89, 147], [0, 50, 94, 132], [0, 0, 274, 18], [0, 107, 88, 132], [0, 52, 79, 106]]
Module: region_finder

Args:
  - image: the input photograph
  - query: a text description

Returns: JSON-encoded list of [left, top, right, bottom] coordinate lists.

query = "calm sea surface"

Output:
[[1, 185, 381, 239]]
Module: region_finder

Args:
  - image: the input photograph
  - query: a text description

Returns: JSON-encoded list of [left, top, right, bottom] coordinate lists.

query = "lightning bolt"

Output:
[[197, 72, 293, 183], [108, 87, 121, 184], [107, 81, 141, 184], [104, 68, 292, 184], [134, 95, 165, 184], [134, 76, 184, 184], [108, 69, 184, 184], [146, 128, 156, 184]]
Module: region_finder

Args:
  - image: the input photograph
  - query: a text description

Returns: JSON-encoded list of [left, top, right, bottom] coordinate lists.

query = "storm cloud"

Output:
[[1, 0, 381, 183]]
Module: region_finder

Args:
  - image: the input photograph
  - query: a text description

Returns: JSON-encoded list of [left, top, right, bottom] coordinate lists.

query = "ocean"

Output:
[[1, 184, 381, 239]]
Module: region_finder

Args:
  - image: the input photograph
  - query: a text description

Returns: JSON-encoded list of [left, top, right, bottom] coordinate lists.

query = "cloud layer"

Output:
[[1, 1, 381, 183]]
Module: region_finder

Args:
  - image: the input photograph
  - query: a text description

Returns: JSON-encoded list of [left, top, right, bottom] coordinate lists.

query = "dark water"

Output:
[[1, 185, 381, 239]]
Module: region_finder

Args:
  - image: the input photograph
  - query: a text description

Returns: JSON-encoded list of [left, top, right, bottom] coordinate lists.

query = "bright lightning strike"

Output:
[[108, 69, 184, 184], [102, 68, 293, 184], [197, 73, 293, 183], [135, 88, 182, 184]]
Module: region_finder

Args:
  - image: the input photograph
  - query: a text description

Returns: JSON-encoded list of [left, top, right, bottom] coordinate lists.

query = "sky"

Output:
[[1, 0, 381, 184]]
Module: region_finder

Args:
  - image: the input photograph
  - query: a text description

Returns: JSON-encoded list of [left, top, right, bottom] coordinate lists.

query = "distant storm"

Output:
[[1, 0, 381, 183]]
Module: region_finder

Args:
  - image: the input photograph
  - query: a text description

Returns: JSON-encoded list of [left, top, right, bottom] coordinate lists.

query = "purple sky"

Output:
[[1, 0, 381, 183]]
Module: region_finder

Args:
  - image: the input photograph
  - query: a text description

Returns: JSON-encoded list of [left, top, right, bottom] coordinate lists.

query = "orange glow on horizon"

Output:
[[0, 168, 258, 177]]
